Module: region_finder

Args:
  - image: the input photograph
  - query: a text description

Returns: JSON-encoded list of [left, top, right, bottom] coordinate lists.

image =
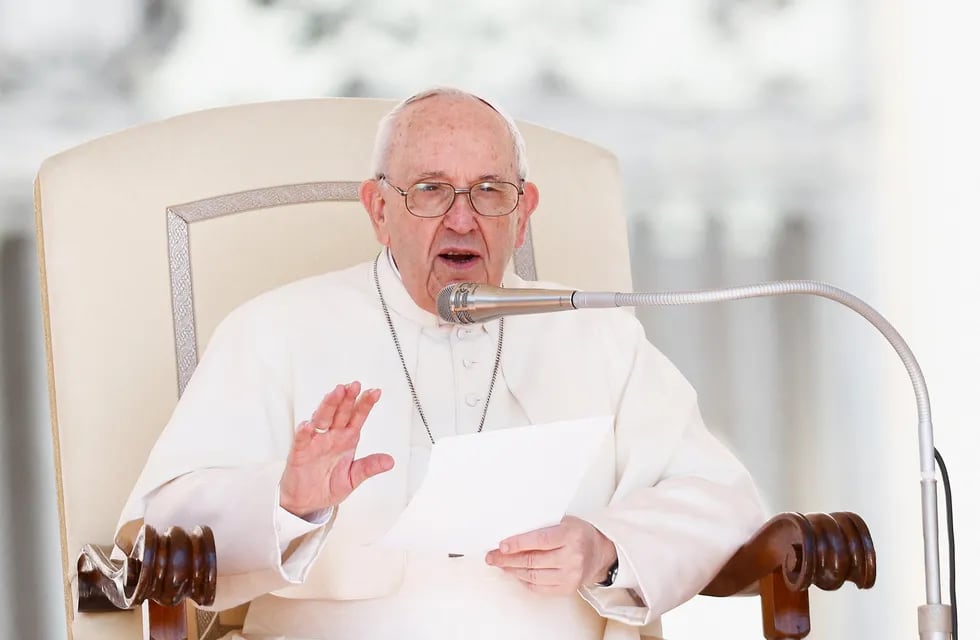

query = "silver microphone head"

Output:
[[438, 282, 582, 324], [436, 282, 480, 324]]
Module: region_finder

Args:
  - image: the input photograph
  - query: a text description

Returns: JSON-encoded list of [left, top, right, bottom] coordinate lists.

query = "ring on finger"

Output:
[[313, 426, 328, 434]]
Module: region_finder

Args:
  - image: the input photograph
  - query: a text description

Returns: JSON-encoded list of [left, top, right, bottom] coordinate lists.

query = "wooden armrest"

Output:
[[77, 525, 217, 612], [699, 511, 875, 639], [701, 511, 876, 596], [76, 513, 874, 640]]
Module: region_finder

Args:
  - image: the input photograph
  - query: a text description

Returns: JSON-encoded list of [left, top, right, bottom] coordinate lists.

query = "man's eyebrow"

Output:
[[414, 171, 449, 181], [411, 171, 510, 183]]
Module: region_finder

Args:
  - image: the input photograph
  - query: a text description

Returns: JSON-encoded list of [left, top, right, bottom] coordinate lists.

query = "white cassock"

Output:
[[115, 252, 765, 640]]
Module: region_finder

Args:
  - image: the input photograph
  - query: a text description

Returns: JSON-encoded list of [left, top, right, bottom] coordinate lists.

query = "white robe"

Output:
[[116, 256, 765, 640]]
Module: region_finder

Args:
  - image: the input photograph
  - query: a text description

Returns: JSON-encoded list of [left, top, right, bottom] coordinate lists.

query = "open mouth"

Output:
[[438, 250, 480, 267]]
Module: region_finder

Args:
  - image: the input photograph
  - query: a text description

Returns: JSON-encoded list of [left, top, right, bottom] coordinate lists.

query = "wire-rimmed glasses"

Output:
[[379, 175, 524, 218]]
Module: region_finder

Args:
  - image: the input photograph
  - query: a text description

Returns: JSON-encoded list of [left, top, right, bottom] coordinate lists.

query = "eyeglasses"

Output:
[[379, 175, 524, 218]]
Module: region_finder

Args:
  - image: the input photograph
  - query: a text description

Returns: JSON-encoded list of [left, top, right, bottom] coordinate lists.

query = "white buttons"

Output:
[[456, 327, 473, 339], [462, 358, 478, 368], [465, 393, 482, 407]]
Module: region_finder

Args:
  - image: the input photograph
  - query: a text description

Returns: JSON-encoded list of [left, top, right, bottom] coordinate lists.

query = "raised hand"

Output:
[[485, 516, 617, 595], [279, 382, 394, 518]]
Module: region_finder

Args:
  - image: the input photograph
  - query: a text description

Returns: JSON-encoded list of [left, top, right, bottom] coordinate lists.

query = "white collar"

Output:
[[379, 248, 518, 332]]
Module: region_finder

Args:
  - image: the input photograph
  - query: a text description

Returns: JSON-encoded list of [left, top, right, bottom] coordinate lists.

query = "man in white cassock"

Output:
[[116, 87, 766, 640]]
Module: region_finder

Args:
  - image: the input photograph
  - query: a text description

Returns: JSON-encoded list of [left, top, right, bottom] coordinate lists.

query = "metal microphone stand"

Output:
[[597, 280, 951, 639]]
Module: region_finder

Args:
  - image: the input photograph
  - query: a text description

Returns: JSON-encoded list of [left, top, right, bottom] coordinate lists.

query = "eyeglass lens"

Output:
[[407, 182, 519, 217]]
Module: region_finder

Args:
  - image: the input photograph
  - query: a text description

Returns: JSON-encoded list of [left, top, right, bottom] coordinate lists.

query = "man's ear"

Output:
[[514, 181, 539, 248], [360, 179, 390, 246]]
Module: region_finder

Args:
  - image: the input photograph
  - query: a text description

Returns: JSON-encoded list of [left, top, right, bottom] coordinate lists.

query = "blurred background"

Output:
[[1, 0, 977, 638]]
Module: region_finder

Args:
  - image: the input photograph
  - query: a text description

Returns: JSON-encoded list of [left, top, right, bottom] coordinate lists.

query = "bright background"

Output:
[[1, 1, 976, 638]]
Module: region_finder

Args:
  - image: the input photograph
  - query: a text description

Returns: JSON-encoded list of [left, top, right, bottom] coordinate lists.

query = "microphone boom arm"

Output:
[[615, 279, 949, 639]]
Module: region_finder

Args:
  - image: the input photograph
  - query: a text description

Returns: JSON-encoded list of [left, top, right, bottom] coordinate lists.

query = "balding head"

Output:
[[370, 87, 529, 180]]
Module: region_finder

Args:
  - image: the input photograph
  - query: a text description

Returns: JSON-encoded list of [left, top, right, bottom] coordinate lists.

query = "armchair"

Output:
[[34, 98, 874, 640]]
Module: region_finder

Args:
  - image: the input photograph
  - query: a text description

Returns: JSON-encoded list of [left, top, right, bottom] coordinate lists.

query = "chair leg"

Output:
[[760, 572, 810, 640], [148, 600, 188, 640]]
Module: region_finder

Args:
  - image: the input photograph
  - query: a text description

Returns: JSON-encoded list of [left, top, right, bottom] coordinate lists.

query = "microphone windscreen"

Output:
[[436, 284, 456, 322]]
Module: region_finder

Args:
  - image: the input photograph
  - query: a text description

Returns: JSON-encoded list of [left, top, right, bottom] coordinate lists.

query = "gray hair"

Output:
[[369, 87, 529, 180]]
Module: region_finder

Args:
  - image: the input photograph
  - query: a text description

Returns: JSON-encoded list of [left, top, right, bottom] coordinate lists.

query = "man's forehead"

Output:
[[386, 97, 517, 175], [396, 96, 508, 138]]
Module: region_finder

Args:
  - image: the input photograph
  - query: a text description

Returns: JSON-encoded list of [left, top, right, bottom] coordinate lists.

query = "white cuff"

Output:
[[275, 505, 334, 554], [604, 542, 639, 590], [578, 582, 650, 626], [576, 525, 650, 624]]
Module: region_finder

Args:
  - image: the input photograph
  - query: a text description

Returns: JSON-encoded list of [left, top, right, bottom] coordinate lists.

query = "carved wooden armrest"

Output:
[[77, 525, 217, 612], [76, 514, 873, 640], [699, 511, 876, 639]]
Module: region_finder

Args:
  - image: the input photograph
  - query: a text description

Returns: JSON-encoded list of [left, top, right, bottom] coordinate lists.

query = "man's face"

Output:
[[361, 96, 539, 315]]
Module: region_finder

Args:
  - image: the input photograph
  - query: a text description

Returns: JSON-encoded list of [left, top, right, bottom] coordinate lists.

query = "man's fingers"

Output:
[[346, 388, 381, 432], [330, 382, 361, 430], [294, 420, 317, 445], [310, 384, 346, 430], [349, 453, 395, 489], [485, 549, 563, 570], [292, 420, 335, 455], [498, 524, 565, 554]]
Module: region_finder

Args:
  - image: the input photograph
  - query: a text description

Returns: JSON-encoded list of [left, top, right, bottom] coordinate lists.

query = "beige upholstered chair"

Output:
[[35, 98, 873, 640]]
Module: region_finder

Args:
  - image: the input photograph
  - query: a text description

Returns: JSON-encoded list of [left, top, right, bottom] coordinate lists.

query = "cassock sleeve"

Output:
[[143, 465, 334, 610], [113, 301, 333, 611], [577, 317, 767, 628]]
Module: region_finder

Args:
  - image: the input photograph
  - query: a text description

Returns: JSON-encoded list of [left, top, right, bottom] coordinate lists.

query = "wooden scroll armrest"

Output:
[[699, 511, 876, 640], [77, 525, 217, 640]]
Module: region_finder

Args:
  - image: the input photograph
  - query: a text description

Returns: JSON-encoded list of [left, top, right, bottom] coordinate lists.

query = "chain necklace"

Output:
[[373, 252, 504, 445]]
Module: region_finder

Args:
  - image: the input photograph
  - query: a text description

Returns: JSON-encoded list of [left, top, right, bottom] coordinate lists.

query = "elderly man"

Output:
[[118, 87, 765, 640]]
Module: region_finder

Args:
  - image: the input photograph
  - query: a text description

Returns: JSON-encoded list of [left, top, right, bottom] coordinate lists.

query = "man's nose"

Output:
[[442, 192, 479, 233]]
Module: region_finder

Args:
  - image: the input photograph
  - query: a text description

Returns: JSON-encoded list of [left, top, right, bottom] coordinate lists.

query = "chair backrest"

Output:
[[35, 97, 633, 640]]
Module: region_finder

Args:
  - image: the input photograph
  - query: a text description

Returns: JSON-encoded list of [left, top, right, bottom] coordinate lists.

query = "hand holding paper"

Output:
[[374, 416, 613, 556]]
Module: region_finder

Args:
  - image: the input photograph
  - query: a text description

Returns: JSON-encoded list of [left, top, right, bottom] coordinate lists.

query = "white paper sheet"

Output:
[[373, 415, 613, 556]]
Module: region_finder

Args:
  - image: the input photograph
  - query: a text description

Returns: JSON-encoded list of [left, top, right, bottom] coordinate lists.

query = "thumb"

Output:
[[349, 453, 395, 490]]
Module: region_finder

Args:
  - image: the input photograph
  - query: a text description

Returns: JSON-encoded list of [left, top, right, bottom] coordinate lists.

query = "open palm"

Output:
[[279, 382, 394, 517]]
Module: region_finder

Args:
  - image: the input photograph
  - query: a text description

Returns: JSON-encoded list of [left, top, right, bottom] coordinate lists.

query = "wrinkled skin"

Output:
[[360, 94, 539, 314]]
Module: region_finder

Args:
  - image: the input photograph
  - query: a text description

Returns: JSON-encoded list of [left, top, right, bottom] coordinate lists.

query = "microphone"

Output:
[[438, 279, 953, 639], [436, 282, 619, 324]]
